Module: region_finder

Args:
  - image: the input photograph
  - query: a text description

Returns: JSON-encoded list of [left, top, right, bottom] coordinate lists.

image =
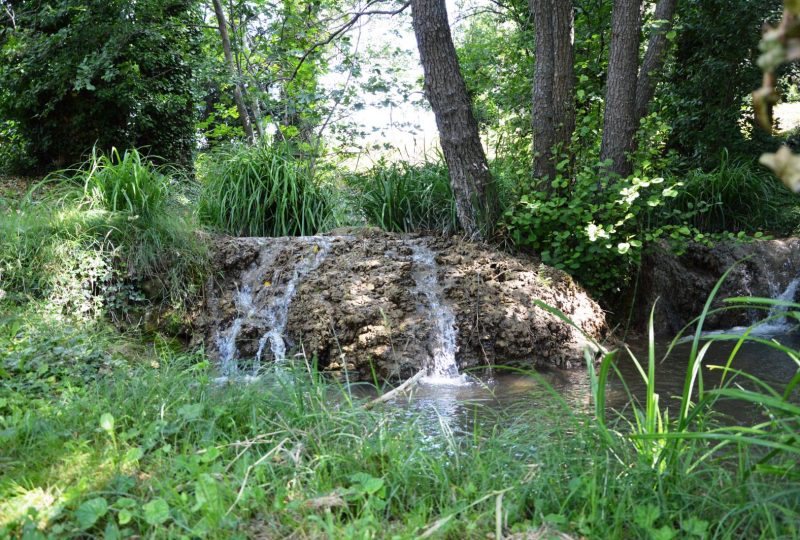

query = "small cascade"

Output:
[[215, 238, 333, 379], [694, 277, 800, 341], [749, 277, 800, 336], [216, 258, 272, 378], [410, 241, 467, 384], [257, 237, 333, 364]]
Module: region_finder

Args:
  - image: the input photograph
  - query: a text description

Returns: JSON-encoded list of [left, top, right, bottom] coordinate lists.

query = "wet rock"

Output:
[[194, 230, 608, 380], [634, 238, 800, 335]]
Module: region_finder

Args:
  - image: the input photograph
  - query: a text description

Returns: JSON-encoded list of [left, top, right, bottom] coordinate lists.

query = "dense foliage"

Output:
[[197, 143, 332, 237], [0, 0, 199, 170], [664, 0, 783, 165], [346, 160, 458, 233]]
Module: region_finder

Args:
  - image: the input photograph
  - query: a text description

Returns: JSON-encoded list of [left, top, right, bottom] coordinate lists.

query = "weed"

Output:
[[664, 151, 800, 234], [346, 159, 458, 234]]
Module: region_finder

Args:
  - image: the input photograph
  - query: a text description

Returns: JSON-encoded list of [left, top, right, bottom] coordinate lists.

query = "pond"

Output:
[[350, 331, 800, 437]]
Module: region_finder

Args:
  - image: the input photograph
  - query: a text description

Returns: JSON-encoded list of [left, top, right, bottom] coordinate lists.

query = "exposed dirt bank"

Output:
[[194, 229, 607, 380], [634, 238, 800, 335]]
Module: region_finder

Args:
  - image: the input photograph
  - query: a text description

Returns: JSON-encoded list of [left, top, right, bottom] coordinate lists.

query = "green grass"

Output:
[[0, 150, 207, 318], [664, 152, 800, 235], [1, 295, 798, 538], [346, 160, 459, 234], [197, 143, 332, 237]]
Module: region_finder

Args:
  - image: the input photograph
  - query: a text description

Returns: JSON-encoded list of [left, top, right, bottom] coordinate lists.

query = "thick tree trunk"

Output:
[[411, 0, 498, 238], [531, 0, 575, 182], [531, 0, 556, 180], [600, 0, 642, 178], [635, 0, 678, 123], [212, 0, 255, 144]]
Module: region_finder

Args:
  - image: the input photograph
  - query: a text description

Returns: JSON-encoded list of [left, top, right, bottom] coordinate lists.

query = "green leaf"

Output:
[[124, 447, 144, 463], [543, 513, 568, 525], [350, 472, 384, 495], [193, 473, 221, 512], [118, 509, 133, 525], [142, 498, 170, 526], [681, 517, 709, 537], [100, 413, 115, 433], [75, 497, 108, 529], [652, 525, 677, 540], [177, 403, 203, 421]]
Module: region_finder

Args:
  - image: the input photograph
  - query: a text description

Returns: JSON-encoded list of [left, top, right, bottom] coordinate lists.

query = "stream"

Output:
[[351, 331, 800, 436]]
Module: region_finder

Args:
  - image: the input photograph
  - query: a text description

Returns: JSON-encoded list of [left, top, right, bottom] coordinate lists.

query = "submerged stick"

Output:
[[364, 370, 425, 410]]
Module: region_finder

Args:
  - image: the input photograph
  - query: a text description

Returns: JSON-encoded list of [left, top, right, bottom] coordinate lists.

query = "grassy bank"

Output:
[[1, 161, 799, 538], [1, 302, 798, 539]]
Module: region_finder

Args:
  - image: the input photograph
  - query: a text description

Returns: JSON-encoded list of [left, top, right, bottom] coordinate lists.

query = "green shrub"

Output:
[[80, 148, 169, 218], [504, 164, 685, 297], [664, 153, 800, 234], [346, 159, 458, 234], [197, 143, 331, 237]]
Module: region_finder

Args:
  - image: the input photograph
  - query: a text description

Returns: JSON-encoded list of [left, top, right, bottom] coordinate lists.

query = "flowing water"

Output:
[[213, 238, 798, 438], [352, 277, 800, 435], [215, 237, 333, 379], [350, 332, 799, 439], [409, 241, 467, 385]]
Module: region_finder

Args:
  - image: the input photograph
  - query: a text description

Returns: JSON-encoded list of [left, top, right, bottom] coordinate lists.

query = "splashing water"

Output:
[[258, 237, 333, 365], [410, 241, 468, 385], [748, 277, 800, 336], [216, 257, 273, 378], [695, 277, 800, 341], [215, 238, 332, 379]]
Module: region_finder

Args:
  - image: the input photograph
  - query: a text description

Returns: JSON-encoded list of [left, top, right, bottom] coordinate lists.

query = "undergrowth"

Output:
[[664, 152, 800, 235], [345, 160, 458, 234], [1, 291, 798, 538], [0, 148, 207, 322]]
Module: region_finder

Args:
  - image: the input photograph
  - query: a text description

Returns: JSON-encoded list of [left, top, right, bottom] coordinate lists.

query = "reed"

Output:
[[197, 143, 331, 237]]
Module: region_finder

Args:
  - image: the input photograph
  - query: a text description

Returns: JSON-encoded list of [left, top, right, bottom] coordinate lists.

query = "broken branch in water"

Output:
[[364, 370, 425, 410]]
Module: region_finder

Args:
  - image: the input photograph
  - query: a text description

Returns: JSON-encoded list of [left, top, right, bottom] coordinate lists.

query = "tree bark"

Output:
[[552, 1, 576, 166], [531, 0, 575, 182], [600, 0, 642, 178], [635, 0, 678, 123], [411, 0, 498, 238], [212, 0, 255, 144], [531, 0, 556, 180]]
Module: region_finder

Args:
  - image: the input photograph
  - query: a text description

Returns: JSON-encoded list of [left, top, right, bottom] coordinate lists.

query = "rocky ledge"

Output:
[[635, 238, 800, 335], [194, 229, 607, 380]]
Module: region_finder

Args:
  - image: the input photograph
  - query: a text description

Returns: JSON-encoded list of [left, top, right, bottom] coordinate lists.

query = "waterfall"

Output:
[[410, 241, 467, 384], [749, 277, 800, 336], [695, 277, 800, 341], [215, 237, 332, 379], [256, 237, 332, 365], [216, 257, 273, 378]]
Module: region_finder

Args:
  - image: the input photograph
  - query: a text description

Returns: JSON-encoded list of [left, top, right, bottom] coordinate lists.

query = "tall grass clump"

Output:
[[346, 159, 458, 234], [581, 267, 800, 479], [0, 148, 207, 318], [80, 147, 169, 218], [664, 151, 800, 234], [197, 142, 331, 237]]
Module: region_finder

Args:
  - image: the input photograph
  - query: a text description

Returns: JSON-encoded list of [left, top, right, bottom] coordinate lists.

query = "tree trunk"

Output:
[[531, 0, 556, 181], [552, 1, 576, 167], [411, 0, 498, 238], [211, 0, 255, 143], [635, 0, 678, 123], [531, 0, 575, 183], [600, 0, 642, 178]]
